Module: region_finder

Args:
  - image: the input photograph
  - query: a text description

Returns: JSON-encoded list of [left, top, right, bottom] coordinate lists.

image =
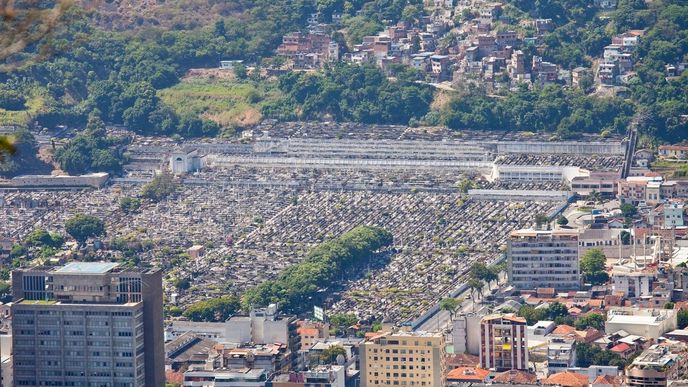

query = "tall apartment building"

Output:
[[11, 262, 164, 386], [508, 229, 581, 290], [360, 331, 445, 387], [479, 315, 529, 372]]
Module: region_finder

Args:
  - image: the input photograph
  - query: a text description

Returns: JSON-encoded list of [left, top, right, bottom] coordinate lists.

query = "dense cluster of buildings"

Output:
[[268, 2, 662, 92], [597, 30, 644, 86]]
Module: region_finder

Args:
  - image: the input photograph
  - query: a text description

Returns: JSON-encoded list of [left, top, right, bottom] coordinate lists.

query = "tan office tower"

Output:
[[11, 262, 164, 387], [479, 315, 529, 372], [360, 331, 446, 387]]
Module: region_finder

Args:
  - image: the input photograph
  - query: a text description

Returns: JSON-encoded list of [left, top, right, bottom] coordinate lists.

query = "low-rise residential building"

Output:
[[542, 370, 588, 387], [266, 365, 346, 387], [297, 320, 330, 351], [605, 307, 677, 339], [532, 56, 558, 85], [547, 337, 577, 373], [611, 267, 656, 298], [169, 304, 297, 347], [659, 145, 688, 160], [446, 366, 490, 385], [663, 202, 684, 227], [570, 172, 618, 198], [598, 62, 619, 85]]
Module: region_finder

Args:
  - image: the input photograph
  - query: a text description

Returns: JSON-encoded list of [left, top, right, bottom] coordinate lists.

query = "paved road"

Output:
[[416, 278, 502, 333]]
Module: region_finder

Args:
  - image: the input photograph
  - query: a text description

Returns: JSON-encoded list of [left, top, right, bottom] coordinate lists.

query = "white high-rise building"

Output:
[[508, 229, 581, 290]]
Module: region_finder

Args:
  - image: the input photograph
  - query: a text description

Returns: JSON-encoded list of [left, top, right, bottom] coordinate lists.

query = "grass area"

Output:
[[0, 93, 46, 127], [651, 160, 688, 178], [158, 76, 284, 129], [19, 299, 57, 305]]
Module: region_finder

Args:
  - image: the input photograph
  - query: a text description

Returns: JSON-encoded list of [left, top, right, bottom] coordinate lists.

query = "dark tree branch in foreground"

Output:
[[0, 0, 75, 70]]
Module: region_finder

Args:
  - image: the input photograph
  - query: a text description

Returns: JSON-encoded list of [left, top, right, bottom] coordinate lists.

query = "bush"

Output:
[[141, 173, 179, 202], [0, 90, 26, 111], [119, 197, 142, 213]]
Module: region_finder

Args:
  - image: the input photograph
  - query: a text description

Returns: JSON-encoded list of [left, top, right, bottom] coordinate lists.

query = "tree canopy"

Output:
[[439, 297, 462, 321], [576, 342, 627, 369], [580, 249, 609, 285], [575, 313, 605, 331], [141, 173, 179, 202], [241, 226, 393, 313], [65, 214, 106, 244], [53, 115, 124, 175], [183, 295, 240, 322], [269, 63, 433, 125]]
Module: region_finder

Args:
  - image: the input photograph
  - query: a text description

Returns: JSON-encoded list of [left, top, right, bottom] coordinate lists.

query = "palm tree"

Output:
[[439, 297, 464, 322], [0, 136, 15, 161], [467, 278, 484, 312], [589, 190, 602, 204]]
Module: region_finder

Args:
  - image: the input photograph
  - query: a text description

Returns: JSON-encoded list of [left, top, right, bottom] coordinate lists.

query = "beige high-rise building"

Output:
[[479, 314, 529, 372], [360, 331, 446, 387]]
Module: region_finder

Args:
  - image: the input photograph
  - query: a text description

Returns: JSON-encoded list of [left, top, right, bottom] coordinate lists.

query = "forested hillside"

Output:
[[0, 0, 685, 158]]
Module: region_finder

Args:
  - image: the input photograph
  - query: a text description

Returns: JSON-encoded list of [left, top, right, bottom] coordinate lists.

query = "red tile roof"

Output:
[[298, 328, 319, 336], [610, 342, 631, 353], [446, 353, 479, 367], [575, 328, 604, 343], [446, 367, 490, 382], [543, 371, 589, 387], [552, 325, 576, 335], [492, 370, 538, 384], [660, 145, 688, 151], [592, 374, 622, 386]]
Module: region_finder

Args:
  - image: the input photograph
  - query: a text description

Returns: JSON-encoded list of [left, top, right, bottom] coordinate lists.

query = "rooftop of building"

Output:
[[592, 374, 622, 386], [631, 344, 679, 368], [446, 367, 490, 381], [54, 261, 119, 274], [366, 330, 443, 343], [551, 324, 576, 336], [664, 329, 688, 338], [16, 299, 140, 307], [492, 370, 538, 384], [446, 353, 479, 367], [610, 342, 632, 353], [609, 314, 664, 326], [184, 367, 267, 377], [510, 228, 579, 238], [659, 144, 688, 151], [483, 313, 527, 324], [543, 371, 589, 387], [18, 261, 158, 275], [165, 332, 216, 364]]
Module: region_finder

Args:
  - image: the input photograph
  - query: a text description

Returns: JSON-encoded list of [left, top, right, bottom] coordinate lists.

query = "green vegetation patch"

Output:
[[0, 91, 47, 127], [241, 225, 393, 313], [158, 77, 284, 128]]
